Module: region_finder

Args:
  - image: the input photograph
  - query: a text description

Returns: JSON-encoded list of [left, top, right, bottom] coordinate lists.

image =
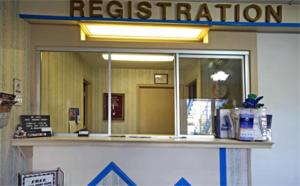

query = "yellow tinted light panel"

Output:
[[81, 23, 208, 41]]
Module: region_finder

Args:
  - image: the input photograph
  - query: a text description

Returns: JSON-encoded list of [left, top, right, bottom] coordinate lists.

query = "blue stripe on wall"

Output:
[[219, 148, 227, 186], [19, 14, 300, 28]]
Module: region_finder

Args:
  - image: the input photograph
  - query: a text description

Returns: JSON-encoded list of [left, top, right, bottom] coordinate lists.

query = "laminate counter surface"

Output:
[[11, 135, 273, 149]]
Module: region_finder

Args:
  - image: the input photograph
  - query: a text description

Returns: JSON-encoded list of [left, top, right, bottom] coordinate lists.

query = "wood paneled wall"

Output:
[[0, 0, 32, 185], [41, 52, 95, 133], [90, 64, 108, 133]]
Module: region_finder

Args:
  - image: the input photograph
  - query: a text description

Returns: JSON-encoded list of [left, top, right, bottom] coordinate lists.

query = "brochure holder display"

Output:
[[0, 93, 17, 128]]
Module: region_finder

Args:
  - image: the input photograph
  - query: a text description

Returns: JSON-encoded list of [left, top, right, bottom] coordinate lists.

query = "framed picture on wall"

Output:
[[103, 93, 125, 120], [154, 73, 168, 84], [68, 108, 80, 124]]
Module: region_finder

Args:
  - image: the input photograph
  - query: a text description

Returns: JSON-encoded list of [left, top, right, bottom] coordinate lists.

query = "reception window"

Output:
[[39, 50, 249, 136]]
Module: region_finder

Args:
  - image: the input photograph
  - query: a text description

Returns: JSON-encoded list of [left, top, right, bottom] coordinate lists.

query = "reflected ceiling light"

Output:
[[80, 22, 208, 42], [210, 71, 230, 81], [102, 53, 174, 62]]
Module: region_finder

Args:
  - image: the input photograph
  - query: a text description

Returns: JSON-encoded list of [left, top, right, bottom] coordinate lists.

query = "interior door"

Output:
[[138, 86, 174, 135]]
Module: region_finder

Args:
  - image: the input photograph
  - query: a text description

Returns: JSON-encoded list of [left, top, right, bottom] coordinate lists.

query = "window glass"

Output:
[[179, 57, 244, 135], [40, 51, 247, 136], [109, 53, 175, 135], [40, 51, 108, 133]]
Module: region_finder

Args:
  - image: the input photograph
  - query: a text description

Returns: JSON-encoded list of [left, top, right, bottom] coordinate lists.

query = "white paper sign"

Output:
[[21, 172, 56, 186]]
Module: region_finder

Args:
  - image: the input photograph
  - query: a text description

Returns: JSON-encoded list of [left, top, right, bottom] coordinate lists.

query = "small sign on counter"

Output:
[[14, 115, 52, 138], [19, 168, 64, 186]]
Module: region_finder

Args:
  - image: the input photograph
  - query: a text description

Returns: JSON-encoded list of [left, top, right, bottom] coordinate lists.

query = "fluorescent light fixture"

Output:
[[102, 53, 174, 62], [80, 22, 208, 42], [210, 71, 230, 81]]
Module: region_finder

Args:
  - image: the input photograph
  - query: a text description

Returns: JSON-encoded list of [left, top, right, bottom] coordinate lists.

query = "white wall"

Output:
[[30, 145, 250, 186], [253, 33, 300, 186], [33, 146, 220, 186]]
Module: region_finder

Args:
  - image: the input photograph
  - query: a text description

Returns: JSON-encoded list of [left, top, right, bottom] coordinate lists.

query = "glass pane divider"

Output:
[[108, 52, 112, 136], [175, 53, 180, 137], [244, 54, 250, 97]]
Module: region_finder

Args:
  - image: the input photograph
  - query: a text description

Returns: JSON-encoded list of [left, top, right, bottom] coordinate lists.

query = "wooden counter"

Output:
[[11, 135, 273, 149]]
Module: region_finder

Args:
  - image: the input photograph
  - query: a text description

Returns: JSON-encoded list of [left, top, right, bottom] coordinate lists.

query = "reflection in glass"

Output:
[[186, 99, 212, 135], [179, 57, 244, 135]]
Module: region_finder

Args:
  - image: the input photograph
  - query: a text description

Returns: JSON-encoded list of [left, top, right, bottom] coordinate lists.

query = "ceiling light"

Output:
[[210, 71, 230, 81], [80, 22, 208, 42], [102, 53, 174, 62]]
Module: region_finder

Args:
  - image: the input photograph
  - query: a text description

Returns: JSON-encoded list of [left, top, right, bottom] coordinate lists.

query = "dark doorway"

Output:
[[83, 80, 90, 129], [188, 80, 197, 99]]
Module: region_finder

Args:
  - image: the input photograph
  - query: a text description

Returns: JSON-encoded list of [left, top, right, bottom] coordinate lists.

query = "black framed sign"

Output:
[[103, 93, 125, 120], [14, 115, 52, 138]]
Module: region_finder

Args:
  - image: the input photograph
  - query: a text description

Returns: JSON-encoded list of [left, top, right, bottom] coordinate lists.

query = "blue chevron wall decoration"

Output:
[[88, 162, 136, 186], [175, 177, 192, 186]]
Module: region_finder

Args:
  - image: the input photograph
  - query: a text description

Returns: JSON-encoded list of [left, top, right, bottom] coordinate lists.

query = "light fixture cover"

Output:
[[210, 71, 230, 81], [102, 53, 174, 62], [80, 22, 208, 42]]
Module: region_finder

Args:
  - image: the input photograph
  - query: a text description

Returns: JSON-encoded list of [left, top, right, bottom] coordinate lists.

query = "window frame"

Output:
[[37, 48, 250, 137]]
